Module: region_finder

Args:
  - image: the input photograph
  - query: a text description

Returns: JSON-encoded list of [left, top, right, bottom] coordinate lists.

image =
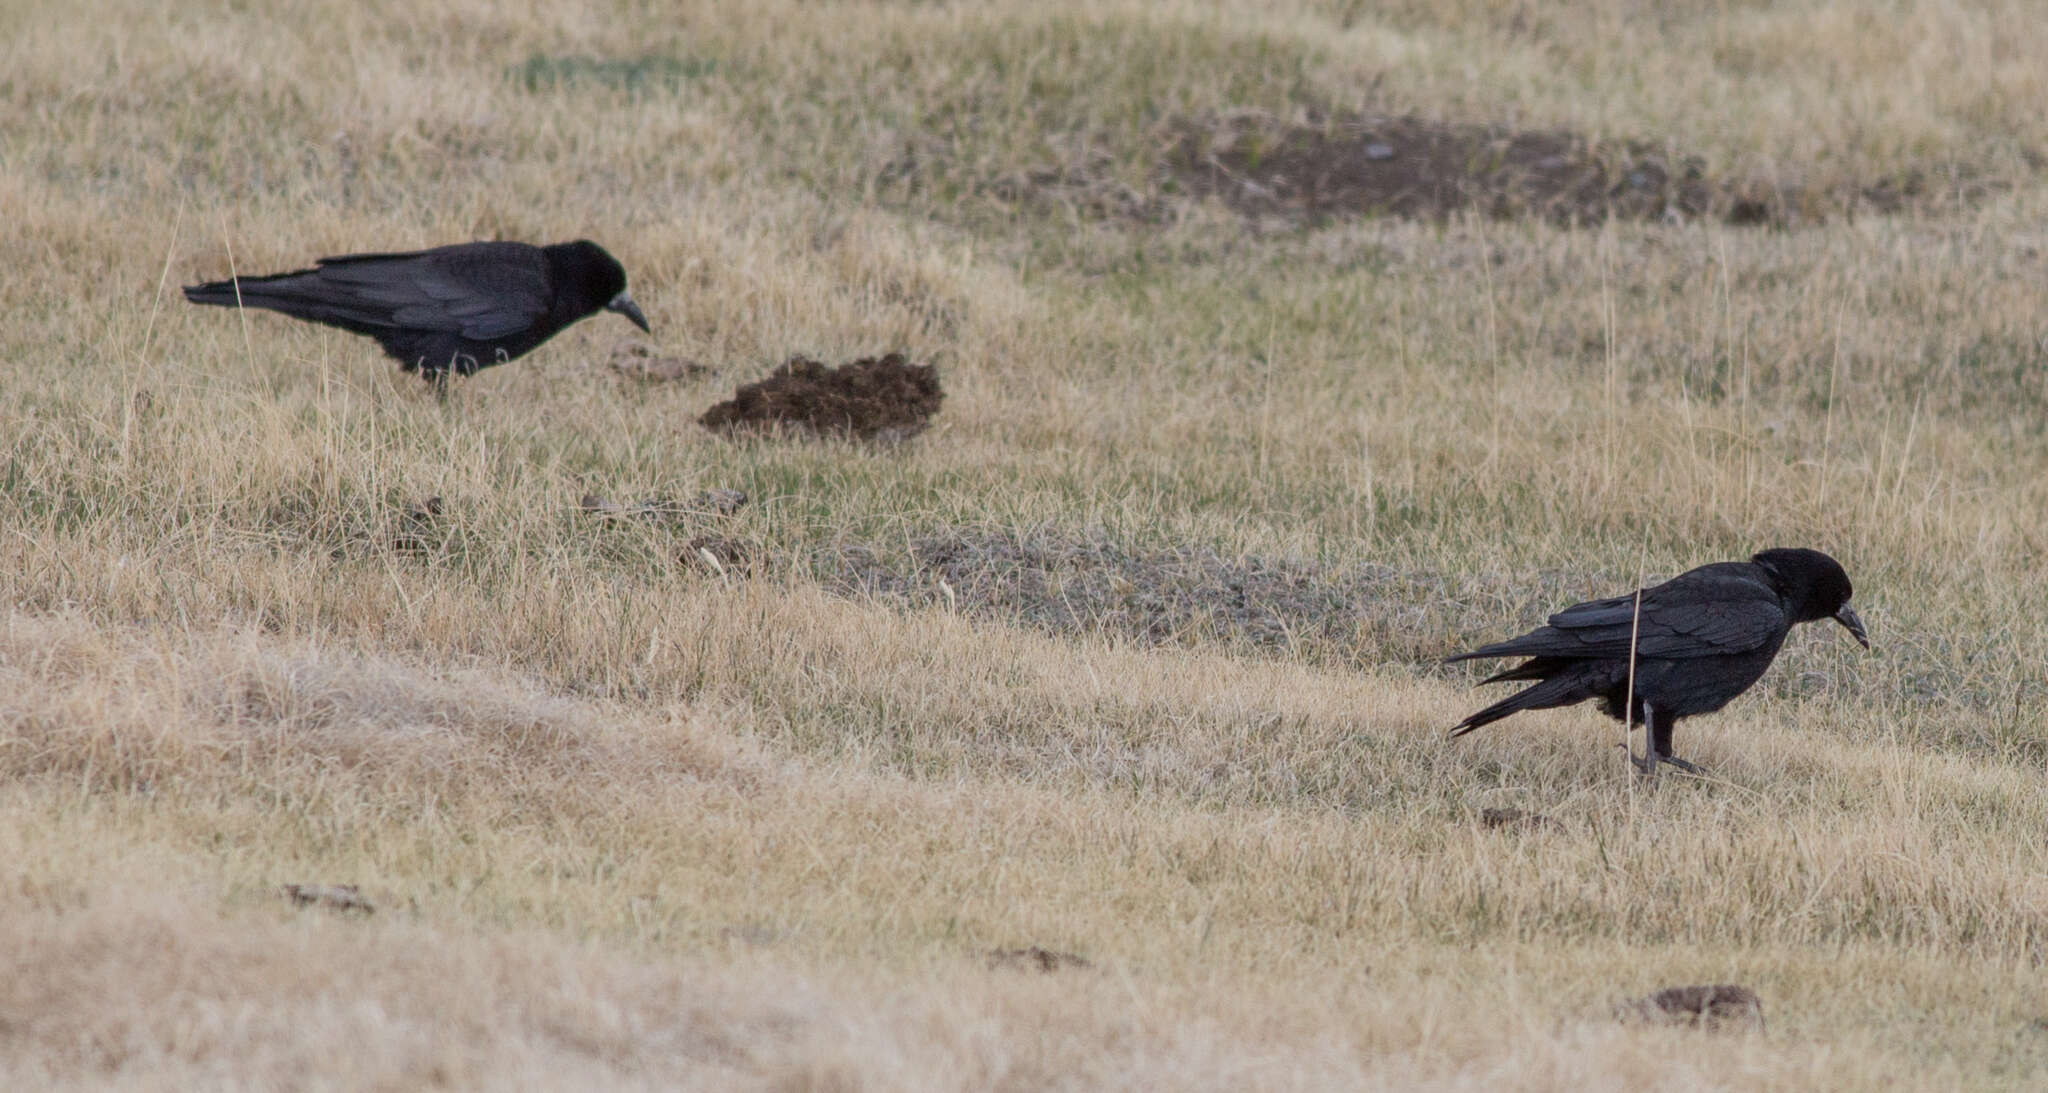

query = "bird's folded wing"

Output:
[[316, 254, 549, 341], [1543, 574, 1781, 657], [1454, 572, 1783, 661]]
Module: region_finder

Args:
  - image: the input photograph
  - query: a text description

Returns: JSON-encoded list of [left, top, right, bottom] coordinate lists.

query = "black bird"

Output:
[[1446, 548, 1869, 774], [183, 240, 650, 382]]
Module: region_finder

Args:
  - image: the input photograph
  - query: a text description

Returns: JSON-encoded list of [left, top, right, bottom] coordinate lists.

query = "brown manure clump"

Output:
[[700, 353, 942, 442]]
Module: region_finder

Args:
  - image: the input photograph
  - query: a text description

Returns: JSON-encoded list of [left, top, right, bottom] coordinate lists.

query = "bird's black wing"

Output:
[[1450, 564, 1785, 663], [310, 245, 553, 342]]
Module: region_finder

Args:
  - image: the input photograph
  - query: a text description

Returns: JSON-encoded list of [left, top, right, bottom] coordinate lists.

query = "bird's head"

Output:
[[1753, 547, 1868, 649], [551, 240, 651, 333]]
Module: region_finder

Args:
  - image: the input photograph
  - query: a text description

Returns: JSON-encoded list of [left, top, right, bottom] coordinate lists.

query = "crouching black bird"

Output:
[[1446, 548, 1868, 774], [183, 240, 650, 383]]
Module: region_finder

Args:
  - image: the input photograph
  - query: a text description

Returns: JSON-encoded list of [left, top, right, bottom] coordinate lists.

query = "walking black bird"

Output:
[[1446, 548, 1868, 774], [183, 240, 650, 382]]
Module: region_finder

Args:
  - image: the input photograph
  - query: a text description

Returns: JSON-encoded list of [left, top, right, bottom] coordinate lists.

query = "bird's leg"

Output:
[[1631, 706, 1660, 777], [1648, 709, 1705, 775]]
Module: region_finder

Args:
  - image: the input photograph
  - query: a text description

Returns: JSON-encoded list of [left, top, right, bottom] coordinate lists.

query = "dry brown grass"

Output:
[[3, 0, 2046, 1087]]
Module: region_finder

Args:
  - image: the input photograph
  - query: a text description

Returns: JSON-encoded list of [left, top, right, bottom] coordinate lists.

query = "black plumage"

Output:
[[1447, 548, 1869, 773], [183, 240, 649, 381]]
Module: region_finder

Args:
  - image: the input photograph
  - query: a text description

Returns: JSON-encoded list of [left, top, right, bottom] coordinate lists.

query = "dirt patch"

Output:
[[1171, 111, 1722, 226], [979, 111, 1997, 229], [824, 527, 1598, 668], [1615, 985, 1766, 1033], [700, 353, 943, 442]]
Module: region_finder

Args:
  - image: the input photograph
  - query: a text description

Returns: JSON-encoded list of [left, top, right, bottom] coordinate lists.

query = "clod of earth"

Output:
[[699, 353, 943, 442], [280, 884, 375, 915], [609, 339, 708, 382], [1615, 984, 1765, 1033], [987, 946, 1092, 972], [1480, 807, 1564, 833]]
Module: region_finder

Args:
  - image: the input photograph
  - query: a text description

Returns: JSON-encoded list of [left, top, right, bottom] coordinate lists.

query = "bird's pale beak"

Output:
[[607, 291, 651, 333], [1833, 604, 1870, 649]]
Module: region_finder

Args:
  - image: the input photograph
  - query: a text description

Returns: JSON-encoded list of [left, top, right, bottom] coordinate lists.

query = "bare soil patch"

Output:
[[825, 527, 1595, 667], [700, 354, 943, 443], [1172, 111, 1720, 226], [985, 111, 1998, 229]]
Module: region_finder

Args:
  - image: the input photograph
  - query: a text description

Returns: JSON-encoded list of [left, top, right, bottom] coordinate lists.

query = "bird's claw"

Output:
[[1631, 753, 1704, 777]]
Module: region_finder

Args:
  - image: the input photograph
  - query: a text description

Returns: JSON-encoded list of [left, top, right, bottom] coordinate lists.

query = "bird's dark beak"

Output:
[[607, 291, 651, 333], [1833, 604, 1870, 649]]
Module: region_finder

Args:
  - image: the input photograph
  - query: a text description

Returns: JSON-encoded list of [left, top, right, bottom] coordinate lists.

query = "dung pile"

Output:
[[700, 353, 943, 442]]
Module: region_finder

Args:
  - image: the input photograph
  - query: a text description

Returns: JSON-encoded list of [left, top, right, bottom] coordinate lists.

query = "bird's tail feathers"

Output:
[[1447, 668, 1610, 738], [183, 270, 325, 310], [183, 272, 401, 335]]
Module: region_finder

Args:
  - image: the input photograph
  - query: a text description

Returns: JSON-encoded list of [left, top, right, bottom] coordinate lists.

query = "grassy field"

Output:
[[4, 0, 2046, 1087]]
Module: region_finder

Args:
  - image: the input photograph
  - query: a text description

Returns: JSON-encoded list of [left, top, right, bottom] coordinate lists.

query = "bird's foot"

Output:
[[1631, 752, 1704, 777]]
